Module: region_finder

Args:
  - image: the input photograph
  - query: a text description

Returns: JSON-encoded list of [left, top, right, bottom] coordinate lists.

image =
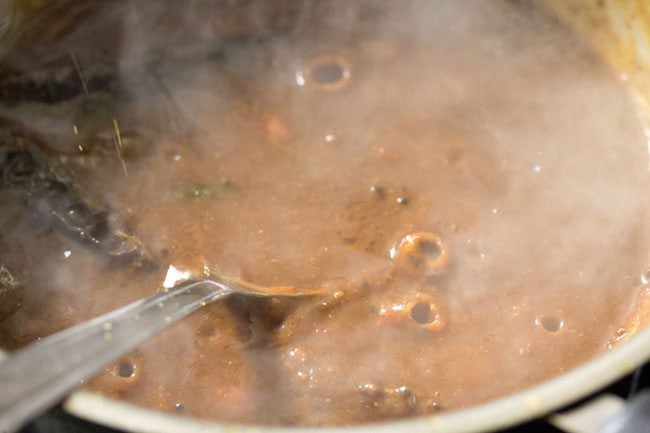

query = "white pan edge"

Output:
[[56, 326, 650, 433]]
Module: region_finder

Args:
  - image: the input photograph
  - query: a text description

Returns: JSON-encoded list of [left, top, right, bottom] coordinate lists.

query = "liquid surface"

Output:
[[1, 0, 650, 426]]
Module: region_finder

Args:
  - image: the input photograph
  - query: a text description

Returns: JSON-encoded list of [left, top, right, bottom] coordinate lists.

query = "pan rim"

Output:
[[54, 325, 650, 433]]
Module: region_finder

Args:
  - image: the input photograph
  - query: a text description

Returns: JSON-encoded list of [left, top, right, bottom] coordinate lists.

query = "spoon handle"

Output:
[[0, 279, 233, 433]]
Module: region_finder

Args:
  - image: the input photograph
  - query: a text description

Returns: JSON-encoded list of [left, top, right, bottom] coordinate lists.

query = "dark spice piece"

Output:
[[0, 130, 153, 267]]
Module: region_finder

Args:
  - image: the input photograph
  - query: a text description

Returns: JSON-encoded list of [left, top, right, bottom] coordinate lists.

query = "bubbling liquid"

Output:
[[1, 0, 649, 427]]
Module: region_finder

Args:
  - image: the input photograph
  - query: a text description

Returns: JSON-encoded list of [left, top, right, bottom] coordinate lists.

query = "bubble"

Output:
[[314, 63, 344, 84], [390, 232, 449, 277], [410, 301, 439, 325], [424, 400, 445, 414], [537, 315, 564, 333], [117, 361, 135, 378], [359, 382, 383, 398], [417, 239, 442, 261], [297, 54, 352, 92], [614, 328, 627, 341], [311, 60, 349, 87], [369, 185, 385, 197]]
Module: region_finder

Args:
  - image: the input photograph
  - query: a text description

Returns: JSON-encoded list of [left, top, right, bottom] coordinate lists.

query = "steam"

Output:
[[1, 0, 649, 426]]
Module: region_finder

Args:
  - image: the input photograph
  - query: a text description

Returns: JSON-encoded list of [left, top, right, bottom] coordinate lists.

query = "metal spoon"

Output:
[[0, 278, 319, 433]]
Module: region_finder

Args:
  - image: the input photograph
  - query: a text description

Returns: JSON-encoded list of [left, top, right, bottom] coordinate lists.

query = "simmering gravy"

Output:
[[1, 0, 649, 426]]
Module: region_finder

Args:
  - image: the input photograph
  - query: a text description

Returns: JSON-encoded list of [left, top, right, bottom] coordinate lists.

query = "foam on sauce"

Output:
[[1, 0, 650, 426]]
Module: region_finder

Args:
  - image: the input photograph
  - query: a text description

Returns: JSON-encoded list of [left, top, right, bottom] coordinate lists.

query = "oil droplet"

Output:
[[102, 322, 113, 331], [103, 332, 113, 341]]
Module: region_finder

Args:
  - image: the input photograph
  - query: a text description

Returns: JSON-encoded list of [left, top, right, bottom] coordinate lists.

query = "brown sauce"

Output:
[[1, 0, 650, 426]]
